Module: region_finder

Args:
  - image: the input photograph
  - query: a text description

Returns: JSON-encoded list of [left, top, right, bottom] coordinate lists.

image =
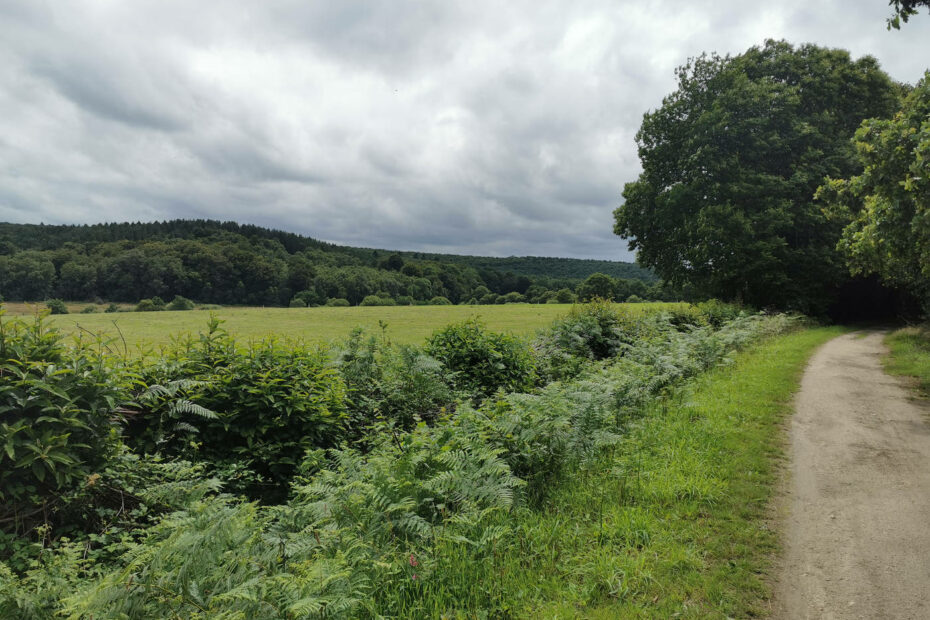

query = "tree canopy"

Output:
[[819, 72, 930, 311], [614, 40, 900, 313]]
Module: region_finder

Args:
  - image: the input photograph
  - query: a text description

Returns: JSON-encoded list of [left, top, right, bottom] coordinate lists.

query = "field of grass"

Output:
[[884, 325, 930, 396], [2, 302, 683, 352], [462, 325, 843, 617]]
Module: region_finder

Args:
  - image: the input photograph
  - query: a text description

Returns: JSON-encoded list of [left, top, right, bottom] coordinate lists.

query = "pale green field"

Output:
[[4, 302, 681, 352]]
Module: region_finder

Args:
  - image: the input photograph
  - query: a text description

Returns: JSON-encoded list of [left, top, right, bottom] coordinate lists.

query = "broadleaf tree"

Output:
[[614, 40, 900, 313], [818, 73, 930, 311]]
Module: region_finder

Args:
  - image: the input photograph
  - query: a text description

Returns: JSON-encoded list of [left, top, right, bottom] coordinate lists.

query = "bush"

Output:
[[289, 297, 307, 308], [534, 298, 649, 380], [396, 295, 414, 306], [45, 299, 68, 314], [167, 295, 195, 311], [429, 296, 452, 305], [500, 292, 525, 304], [426, 318, 537, 400], [336, 330, 454, 432], [360, 295, 396, 306], [554, 288, 576, 304], [697, 299, 743, 327], [128, 319, 348, 502], [326, 298, 351, 307], [625, 294, 643, 303], [0, 316, 125, 514], [135, 299, 160, 312], [80, 305, 96, 314], [663, 304, 710, 330], [104, 303, 119, 313]]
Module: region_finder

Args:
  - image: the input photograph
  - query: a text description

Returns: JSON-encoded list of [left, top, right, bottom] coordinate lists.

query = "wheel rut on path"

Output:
[[773, 331, 930, 619]]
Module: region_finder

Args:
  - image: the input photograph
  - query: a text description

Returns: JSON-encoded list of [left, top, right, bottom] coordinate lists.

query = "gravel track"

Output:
[[773, 331, 930, 619]]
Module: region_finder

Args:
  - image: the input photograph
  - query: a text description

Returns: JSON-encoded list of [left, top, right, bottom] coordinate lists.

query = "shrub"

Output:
[[128, 319, 348, 502], [429, 296, 452, 305], [697, 299, 743, 327], [554, 288, 576, 303], [663, 304, 710, 330], [167, 295, 195, 311], [45, 299, 68, 314], [326, 297, 351, 307], [0, 315, 125, 516], [500, 292, 525, 304], [361, 295, 396, 306], [104, 303, 119, 313], [135, 299, 158, 312], [534, 298, 649, 380], [336, 330, 454, 432], [395, 295, 414, 306], [625, 294, 644, 303], [80, 305, 96, 314], [426, 318, 537, 400], [150, 296, 166, 310], [289, 297, 307, 308]]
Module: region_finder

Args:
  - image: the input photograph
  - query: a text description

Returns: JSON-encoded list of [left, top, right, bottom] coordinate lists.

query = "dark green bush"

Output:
[[80, 305, 96, 314], [135, 299, 158, 312], [288, 297, 307, 308], [337, 329, 454, 433], [360, 295, 396, 306], [0, 315, 125, 515], [429, 296, 452, 305], [697, 299, 744, 327], [534, 298, 654, 380], [104, 303, 119, 313], [326, 297, 351, 307], [45, 299, 68, 315], [167, 295, 195, 311], [128, 319, 348, 502], [426, 318, 537, 400]]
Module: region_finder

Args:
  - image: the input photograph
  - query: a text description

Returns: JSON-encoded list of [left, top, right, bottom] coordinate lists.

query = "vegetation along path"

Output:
[[774, 332, 930, 619]]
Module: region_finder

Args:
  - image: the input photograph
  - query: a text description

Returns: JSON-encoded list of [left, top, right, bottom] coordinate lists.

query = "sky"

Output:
[[1, 1, 929, 261]]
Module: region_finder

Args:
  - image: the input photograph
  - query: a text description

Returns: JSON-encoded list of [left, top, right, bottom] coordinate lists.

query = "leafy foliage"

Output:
[[819, 72, 930, 312], [0, 314, 123, 511], [127, 318, 348, 502], [426, 318, 537, 400], [615, 40, 900, 313]]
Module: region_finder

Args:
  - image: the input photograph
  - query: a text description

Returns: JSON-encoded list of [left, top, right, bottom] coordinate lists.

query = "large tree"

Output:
[[614, 40, 900, 312], [819, 73, 930, 311]]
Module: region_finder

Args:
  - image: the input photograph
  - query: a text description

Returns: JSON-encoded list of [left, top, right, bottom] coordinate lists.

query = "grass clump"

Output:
[[884, 325, 930, 396]]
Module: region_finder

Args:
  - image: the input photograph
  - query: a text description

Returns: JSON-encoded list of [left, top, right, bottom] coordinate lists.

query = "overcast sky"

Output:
[[1, 1, 928, 260]]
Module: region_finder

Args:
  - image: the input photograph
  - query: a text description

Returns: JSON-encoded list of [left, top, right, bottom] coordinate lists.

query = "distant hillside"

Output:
[[390, 252, 655, 282], [0, 220, 667, 307]]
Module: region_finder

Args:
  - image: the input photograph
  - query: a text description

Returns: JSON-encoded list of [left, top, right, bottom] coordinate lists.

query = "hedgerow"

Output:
[[0, 300, 782, 618]]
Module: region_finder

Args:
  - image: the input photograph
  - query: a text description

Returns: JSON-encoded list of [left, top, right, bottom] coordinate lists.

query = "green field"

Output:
[[4, 302, 684, 352]]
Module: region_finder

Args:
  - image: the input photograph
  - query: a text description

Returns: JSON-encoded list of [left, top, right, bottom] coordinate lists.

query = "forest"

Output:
[[0, 220, 668, 308]]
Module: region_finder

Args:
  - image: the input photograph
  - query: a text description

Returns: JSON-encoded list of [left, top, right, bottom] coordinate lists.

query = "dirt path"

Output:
[[773, 331, 930, 619]]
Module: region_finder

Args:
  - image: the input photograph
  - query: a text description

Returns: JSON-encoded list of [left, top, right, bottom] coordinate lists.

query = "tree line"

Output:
[[0, 220, 673, 307]]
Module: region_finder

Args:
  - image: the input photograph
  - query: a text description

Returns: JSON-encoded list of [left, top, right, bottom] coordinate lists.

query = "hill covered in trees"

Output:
[[0, 220, 666, 307]]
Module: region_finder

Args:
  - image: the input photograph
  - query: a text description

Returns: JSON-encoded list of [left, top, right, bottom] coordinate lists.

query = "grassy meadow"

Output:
[[3, 302, 684, 352]]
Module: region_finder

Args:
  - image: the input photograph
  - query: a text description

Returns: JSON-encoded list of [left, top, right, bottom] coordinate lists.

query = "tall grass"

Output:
[[884, 326, 930, 396]]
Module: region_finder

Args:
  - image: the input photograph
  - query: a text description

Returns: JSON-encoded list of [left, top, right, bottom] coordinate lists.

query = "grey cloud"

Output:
[[0, 0, 929, 261]]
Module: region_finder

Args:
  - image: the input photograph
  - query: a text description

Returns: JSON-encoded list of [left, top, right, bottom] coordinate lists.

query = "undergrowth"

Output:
[[0, 301, 811, 618]]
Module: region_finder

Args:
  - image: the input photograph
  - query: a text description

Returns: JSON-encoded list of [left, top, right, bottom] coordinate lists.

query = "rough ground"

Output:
[[773, 331, 930, 620]]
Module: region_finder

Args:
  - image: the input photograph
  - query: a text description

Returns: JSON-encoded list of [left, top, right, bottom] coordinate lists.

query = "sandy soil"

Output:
[[772, 331, 930, 619]]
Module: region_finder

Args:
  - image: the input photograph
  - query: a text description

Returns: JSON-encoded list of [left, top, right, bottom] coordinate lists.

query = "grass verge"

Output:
[[421, 325, 842, 618], [884, 326, 930, 397]]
